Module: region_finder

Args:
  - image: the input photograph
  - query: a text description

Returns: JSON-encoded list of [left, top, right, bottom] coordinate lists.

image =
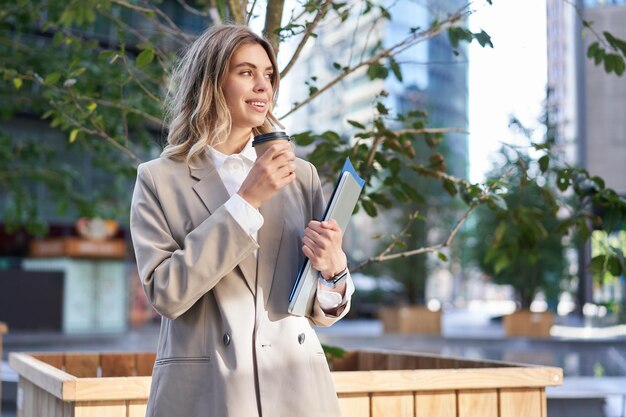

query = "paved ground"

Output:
[[2, 309, 626, 417]]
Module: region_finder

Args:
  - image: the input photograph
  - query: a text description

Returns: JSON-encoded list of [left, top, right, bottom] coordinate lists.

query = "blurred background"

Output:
[[0, 0, 625, 416]]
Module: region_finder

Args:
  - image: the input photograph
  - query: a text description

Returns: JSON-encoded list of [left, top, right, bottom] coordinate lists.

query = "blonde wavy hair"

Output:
[[162, 24, 281, 163]]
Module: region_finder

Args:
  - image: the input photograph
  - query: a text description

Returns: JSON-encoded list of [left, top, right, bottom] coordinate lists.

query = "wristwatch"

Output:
[[318, 267, 349, 289]]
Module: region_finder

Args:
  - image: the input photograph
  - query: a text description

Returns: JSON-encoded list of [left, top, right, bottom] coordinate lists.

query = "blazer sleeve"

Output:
[[130, 162, 258, 320], [305, 161, 352, 327]]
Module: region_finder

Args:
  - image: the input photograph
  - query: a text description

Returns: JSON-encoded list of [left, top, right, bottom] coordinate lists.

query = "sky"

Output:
[[468, 0, 548, 182]]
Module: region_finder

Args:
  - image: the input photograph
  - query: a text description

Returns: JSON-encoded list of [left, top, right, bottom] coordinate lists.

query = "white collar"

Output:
[[208, 137, 256, 170]]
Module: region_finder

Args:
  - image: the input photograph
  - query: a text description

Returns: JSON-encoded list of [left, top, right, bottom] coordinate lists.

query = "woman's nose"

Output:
[[253, 75, 271, 92]]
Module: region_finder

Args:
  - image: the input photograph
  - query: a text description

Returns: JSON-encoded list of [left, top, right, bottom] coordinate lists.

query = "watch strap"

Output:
[[318, 267, 348, 289]]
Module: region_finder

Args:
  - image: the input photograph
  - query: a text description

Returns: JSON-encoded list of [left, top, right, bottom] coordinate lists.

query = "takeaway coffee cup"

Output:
[[252, 131, 293, 158]]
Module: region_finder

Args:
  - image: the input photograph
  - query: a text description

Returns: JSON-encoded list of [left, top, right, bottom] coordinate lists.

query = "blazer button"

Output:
[[298, 333, 305, 344], [223, 333, 231, 346]]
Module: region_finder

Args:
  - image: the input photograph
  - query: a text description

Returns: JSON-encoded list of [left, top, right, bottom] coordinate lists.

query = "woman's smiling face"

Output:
[[222, 42, 274, 133]]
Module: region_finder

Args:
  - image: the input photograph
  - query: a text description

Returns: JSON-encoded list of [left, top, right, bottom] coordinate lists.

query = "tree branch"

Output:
[[56, 106, 142, 163], [175, 0, 212, 17], [395, 127, 468, 136], [1, 67, 162, 125], [246, 0, 258, 25], [351, 203, 477, 272], [279, 5, 470, 120], [280, 0, 332, 78], [351, 164, 515, 273], [110, 0, 194, 43]]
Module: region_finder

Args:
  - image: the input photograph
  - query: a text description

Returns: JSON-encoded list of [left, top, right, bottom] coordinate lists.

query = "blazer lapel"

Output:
[[189, 152, 257, 295], [257, 191, 285, 302]]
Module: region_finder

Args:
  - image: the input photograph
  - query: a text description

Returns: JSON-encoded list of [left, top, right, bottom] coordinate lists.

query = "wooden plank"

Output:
[[64, 353, 100, 378], [500, 388, 543, 417], [18, 378, 34, 417], [503, 311, 553, 338], [372, 392, 414, 417], [354, 349, 518, 370], [101, 353, 136, 377], [333, 367, 563, 394], [337, 393, 370, 417], [127, 400, 149, 417], [9, 353, 76, 400], [135, 353, 156, 376], [70, 377, 152, 401], [32, 354, 64, 370], [74, 401, 126, 417], [458, 389, 498, 417], [29, 238, 126, 259], [415, 391, 456, 417], [332, 351, 359, 372], [20, 378, 71, 417], [387, 354, 419, 370]]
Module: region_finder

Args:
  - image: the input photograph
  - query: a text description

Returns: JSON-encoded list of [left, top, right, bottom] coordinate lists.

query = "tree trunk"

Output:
[[263, 0, 285, 55]]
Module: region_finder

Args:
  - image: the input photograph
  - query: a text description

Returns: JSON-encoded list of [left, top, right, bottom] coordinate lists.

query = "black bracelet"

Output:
[[318, 267, 348, 289]]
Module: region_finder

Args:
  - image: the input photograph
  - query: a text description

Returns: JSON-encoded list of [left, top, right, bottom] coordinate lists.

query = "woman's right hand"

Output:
[[237, 142, 296, 208]]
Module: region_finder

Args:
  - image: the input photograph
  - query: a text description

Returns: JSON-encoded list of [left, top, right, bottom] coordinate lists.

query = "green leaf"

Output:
[[362, 199, 378, 217], [474, 30, 493, 48], [389, 158, 401, 175], [556, 171, 570, 191], [347, 119, 365, 129], [12, 78, 22, 89], [376, 102, 389, 115], [369, 192, 392, 208], [613, 55, 625, 76], [604, 31, 626, 57], [587, 42, 599, 59], [321, 344, 346, 360], [136, 48, 155, 67], [443, 179, 457, 196], [44, 72, 61, 85], [607, 255, 622, 276], [437, 252, 448, 262], [86, 102, 97, 113], [69, 67, 86, 77], [595, 47, 605, 66], [493, 254, 510, 274], [366, 62, 389, 80], [321, 130, 341, 143], [590, 255, 606, 276], [604, 53, 615, 73], [538, 155, 549, 173], [291, 131, 315, 146], [389, 58, 403, 82], [69, 129, 79, 143]]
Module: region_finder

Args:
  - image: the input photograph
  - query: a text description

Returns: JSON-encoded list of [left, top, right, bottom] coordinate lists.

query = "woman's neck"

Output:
[[215, 127, 251, 155]]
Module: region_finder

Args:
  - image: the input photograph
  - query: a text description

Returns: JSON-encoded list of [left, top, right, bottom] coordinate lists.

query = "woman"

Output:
[[130, 24, 353, 417]]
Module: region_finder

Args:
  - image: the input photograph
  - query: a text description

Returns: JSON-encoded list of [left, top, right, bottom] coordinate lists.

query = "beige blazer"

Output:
[[130, 150, 349, 417]]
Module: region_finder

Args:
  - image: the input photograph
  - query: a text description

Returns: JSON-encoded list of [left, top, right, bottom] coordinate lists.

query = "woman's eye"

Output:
[[241, 70, 252, 76], [265, 73, 274, 79]]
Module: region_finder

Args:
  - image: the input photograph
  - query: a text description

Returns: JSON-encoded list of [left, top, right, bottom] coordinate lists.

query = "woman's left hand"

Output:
[[302, 219, 347, 279]]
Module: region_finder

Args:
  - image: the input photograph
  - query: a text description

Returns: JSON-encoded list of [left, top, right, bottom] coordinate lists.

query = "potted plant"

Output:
[[468, 149, 569, 337]]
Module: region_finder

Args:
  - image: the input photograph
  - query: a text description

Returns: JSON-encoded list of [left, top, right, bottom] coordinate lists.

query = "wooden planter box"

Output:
[[503, 310, 554, 338], [29, 238, 126, 260], [9, 350, 562, 417], [378, 306, 442, 335]]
